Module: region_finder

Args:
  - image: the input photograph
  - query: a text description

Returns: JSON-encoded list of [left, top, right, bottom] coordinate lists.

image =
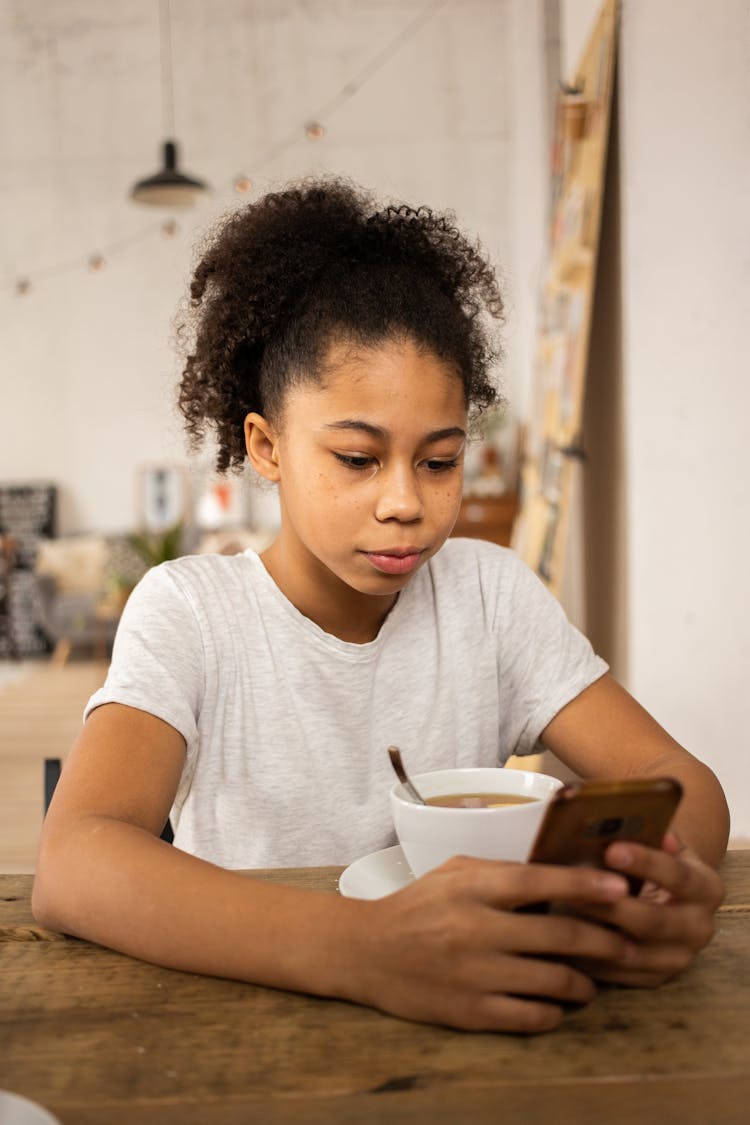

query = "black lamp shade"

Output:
[[131, 139, 209, 207]]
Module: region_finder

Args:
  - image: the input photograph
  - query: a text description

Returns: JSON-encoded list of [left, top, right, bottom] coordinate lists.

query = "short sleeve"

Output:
[[493, 552, 608, 759], [84, 563, 203, 751]]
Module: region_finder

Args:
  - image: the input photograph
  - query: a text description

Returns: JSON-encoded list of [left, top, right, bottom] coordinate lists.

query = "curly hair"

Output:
[[177, 176, 505, 473]]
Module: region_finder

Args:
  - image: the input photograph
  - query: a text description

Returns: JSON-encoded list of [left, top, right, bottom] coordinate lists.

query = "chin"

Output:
[[357, 560, 431, 596], [346, 573, 412, 597]]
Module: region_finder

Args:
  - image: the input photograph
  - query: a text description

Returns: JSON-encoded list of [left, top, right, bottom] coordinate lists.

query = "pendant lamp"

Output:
[[130, 0, 209, 207]]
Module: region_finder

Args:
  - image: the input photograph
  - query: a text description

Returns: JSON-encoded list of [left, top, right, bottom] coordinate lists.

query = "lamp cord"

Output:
[[159, 0, 175, 138]]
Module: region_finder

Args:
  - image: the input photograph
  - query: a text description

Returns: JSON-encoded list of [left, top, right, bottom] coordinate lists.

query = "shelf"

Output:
[[451, 493, 518, 548]]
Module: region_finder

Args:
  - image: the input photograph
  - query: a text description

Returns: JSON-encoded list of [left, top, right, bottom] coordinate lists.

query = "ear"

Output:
[[244, 413, 281, 482]]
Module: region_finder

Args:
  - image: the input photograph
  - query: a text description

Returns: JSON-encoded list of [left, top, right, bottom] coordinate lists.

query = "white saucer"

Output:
[[0, 1091, 61, 1125], [338, 844, 415, 899]]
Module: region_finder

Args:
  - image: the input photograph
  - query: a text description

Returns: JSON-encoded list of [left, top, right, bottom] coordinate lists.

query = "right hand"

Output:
[[343, 855, 634, 1032]]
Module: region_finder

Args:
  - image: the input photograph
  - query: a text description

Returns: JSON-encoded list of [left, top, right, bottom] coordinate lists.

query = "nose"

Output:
[[374, 463, 424, 523]]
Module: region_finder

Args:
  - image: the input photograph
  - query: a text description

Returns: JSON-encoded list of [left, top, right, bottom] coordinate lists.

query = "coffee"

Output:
[[425, 792, 538, 809], [391, 767, 562, 876]]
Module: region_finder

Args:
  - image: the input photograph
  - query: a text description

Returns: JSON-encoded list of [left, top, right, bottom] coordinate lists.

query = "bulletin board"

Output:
[[512, 0, 619, 596]]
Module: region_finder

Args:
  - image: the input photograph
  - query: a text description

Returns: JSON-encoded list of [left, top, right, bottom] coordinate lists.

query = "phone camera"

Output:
[[597, 817, 624, 836]]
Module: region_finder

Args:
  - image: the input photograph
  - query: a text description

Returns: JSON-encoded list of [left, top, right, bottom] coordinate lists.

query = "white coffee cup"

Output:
[[390, 767, 563, 878]]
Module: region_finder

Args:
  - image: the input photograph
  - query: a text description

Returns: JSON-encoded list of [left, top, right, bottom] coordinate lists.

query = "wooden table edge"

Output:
[[31, 1071, 750, 1125]]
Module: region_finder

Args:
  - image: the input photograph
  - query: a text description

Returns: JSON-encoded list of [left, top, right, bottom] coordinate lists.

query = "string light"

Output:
[[1, 0, 449, 298], [3, 225, 160, 294]]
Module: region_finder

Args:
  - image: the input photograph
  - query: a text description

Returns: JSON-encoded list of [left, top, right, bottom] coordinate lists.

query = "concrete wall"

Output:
[[1, 0, 548, 534]]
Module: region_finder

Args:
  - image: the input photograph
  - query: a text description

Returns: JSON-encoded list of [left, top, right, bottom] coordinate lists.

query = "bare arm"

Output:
[[33, 702, 636, 1032], [541, 673, 730, 865], [32, 704, 362, 995], [540, 673, 728, 986]]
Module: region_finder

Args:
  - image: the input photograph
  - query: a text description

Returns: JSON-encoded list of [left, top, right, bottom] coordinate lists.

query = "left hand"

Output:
[[569, 832, 725, 987]]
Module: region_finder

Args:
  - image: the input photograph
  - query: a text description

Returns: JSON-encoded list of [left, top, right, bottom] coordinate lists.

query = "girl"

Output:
[[33, 179, 728, 1033]]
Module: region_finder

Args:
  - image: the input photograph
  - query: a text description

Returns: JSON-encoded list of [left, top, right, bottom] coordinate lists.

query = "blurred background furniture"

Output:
[[0, 534, 19, 660], [0, 483, 57, 657], [452, 493, 519, 547], [34, 535, 147, 665]]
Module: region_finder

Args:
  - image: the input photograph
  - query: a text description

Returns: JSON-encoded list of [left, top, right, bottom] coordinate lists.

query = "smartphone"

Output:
[[527, 776, 683, 895]]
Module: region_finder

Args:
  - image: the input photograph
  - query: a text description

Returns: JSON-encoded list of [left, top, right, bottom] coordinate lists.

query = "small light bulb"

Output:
[[89, 254, 105, 272], [305, 121, 325, 141], [16, 277, 31, 295], [161, 219, 179, 238], [234, 176, 252, 193]]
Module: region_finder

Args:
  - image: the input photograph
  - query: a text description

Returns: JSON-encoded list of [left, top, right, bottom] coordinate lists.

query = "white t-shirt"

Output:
[[85, 539, 607, 868]]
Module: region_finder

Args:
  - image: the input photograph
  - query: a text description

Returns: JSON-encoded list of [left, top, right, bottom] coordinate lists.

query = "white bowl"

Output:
[[390, 767, 563, 878]]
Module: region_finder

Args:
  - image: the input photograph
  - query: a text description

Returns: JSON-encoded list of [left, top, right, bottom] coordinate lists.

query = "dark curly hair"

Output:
[[177, 176, 505, 473]]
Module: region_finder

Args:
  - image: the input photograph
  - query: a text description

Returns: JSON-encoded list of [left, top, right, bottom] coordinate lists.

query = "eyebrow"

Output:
[[322, 420, 466, 443]]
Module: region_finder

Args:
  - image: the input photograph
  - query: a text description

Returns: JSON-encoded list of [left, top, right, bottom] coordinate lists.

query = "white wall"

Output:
[[620, 0, 750, 836], [1, 0, 548, 535], [561, 0, 750, 836]]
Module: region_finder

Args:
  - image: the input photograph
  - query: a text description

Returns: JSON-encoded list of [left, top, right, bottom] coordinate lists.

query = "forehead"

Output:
[[285, 338, 467, 429]]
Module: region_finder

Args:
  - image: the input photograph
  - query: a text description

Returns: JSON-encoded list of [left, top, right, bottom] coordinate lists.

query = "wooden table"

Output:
[[2, 854, 749, 1124]]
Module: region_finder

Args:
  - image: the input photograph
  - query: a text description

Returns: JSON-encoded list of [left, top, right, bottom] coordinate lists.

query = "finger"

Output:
[[576, 898, 716, 950], [472, 991, 566, 1034], [604, 841, 724, 909], [493, 954, 597, 1006], [572, 961, 669, 989], [439, 855, 630, 908], [661, 831, 685, 856], [572, 940, 697, 988], [461, 949, 597, 1007], [377, 979, 567, 1033], [498, 908, 635, 965], [637, 880, 672, 905], [614, 940, 696, 976]]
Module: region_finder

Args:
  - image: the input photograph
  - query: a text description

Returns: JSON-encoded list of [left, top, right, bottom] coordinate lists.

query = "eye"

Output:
[[424, 458, 460, 473], [333, 452, 376, 471]]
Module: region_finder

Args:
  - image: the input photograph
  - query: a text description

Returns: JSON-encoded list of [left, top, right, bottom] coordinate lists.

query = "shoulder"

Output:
[[122, 551, 261, 624], [147, 550, 258, 594], [428, 537, 533, 590], [423, 538, 565, 629]]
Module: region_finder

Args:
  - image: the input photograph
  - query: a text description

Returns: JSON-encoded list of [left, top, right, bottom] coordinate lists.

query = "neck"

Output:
[[260, 539, 399, 644]]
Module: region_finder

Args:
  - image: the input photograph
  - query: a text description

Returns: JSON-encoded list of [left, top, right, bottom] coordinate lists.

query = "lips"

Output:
[[363, 548, 424, 576]]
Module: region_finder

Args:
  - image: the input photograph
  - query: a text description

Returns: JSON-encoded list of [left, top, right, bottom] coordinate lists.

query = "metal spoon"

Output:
[[387, 746, 426, 805]]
